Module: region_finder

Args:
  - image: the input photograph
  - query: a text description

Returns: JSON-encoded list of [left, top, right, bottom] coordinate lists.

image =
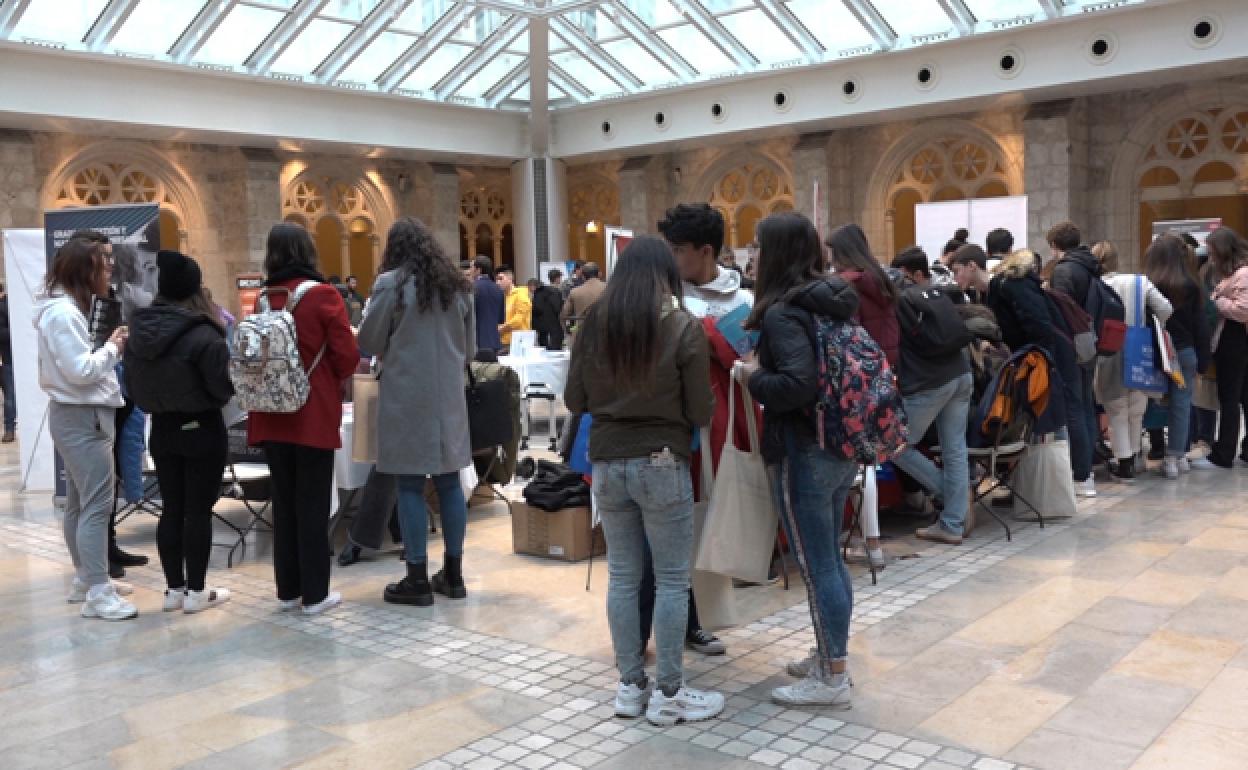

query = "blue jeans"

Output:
[[0, 362, 14, 432], [396, 472, 466, 565], [594, 457, 694, 693], [768, 431, 857, 675], [890, 373, 973, 536], [1166, 347, 1199, 457]]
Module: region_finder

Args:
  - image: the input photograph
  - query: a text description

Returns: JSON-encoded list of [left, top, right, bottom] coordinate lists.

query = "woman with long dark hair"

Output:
[[357, 218, 475, 606], [565, 236, 720, 727], [1145, 234, 1212, 477], [35, 234, 136, 620], [741, 212, 861, 707], [248, 223, 359, 615], [826, 223, 900, 366], [1206, 226, 1248, 467], [124, 251, 234, 612]]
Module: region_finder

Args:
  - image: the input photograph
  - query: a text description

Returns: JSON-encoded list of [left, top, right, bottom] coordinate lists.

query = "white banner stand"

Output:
[[2, 229, 55, 492]]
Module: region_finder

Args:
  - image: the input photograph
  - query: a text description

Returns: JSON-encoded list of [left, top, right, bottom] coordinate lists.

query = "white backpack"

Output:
[[229, 281, 326, 413]]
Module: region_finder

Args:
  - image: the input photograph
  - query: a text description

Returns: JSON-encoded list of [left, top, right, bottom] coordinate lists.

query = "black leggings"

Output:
[[1212, 319, 1248, 465], [154, 451, 226, 591]]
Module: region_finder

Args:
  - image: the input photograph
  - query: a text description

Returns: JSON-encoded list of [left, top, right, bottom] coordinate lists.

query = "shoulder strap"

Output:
[[288, 281, 320, 312], [1135, 275, 1145, 327]]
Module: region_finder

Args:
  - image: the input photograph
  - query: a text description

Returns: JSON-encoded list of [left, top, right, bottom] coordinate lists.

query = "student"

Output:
[[35, 235, 135, 620], [248, 223, 359, 615], [564, 236, 722, 727], [826, 224, 900, 367], [985, 228, 1013, 271], [659, 202, 752, 654], [358, 218, 475, 606], [742, 211, 860, 707], [343, 275, 365, 326], [1092, 240, 1172, 481], [1146, 234, 1213, 477], [532, 269, 566, 350], [891, 246, 932, 287], [561, 261, 606, 334], [495, 267, 531, 350], [124, 250, 234, 613], [1206, 227, 1248, 467], [1047, 221, 1102, 497], [470, 256, 505, 352]]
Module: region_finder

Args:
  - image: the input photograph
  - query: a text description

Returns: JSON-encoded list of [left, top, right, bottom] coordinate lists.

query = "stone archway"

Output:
[[1108, 83, 1248, 266], [282, 168, 394, 289], [864, 119, 1022, 257], [696, 152, 794, 249]]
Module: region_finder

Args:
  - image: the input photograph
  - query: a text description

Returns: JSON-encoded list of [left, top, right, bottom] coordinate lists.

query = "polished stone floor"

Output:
[[3, 440, 1248, 770]]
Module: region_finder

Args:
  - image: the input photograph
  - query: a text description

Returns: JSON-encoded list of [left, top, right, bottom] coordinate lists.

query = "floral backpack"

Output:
[[229, 281, 325, 414], [809, 316, 909, 464]]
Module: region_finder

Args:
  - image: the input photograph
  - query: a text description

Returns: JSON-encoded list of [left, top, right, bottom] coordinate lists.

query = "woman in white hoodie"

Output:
[[35, 235, 136, 621]]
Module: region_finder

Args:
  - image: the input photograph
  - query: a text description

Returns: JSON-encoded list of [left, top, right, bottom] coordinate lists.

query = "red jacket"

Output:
[[247, 278, 359, 451], [694, 316, 760, 499], [842, 270, 900, 368]]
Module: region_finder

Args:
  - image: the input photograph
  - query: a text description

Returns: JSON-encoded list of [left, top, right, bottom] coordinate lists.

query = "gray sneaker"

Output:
[[786, 647, 816, 678], [686, 629, 726, 656], [915, 525, 963, 545], [771, 674, 852, 708]]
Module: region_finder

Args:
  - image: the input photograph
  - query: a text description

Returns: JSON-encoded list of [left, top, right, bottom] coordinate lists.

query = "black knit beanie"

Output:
[[156, 250, 202, 301]]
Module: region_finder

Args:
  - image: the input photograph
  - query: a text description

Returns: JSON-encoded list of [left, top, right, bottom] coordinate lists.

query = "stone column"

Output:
[[241, 148, 281, 274], [430, 163, 461, 258], [793, 132, 833, 235], [1024, 99, 1089, 258], [617, 155, 650, 233], [0, 130, 40, 257]]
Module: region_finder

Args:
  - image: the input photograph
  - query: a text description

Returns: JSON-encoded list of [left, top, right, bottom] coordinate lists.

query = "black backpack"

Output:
[[896, 285, 973, 359], [1068, 259, 1127, 355]]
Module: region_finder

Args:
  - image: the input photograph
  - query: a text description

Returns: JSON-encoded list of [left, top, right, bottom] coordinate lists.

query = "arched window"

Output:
[[707, 162, 795, 249], [282, 173, 379, 290], [52, 162, 186, 251]]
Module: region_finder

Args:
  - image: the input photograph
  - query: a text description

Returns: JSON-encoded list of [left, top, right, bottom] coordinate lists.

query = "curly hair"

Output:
[[381, 217, 470, 312]]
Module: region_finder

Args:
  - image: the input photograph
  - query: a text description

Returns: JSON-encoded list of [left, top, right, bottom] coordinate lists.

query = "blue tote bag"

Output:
[[1122, 276, 1167, 395]]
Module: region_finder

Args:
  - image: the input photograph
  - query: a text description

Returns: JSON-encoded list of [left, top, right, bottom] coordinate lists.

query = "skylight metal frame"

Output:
[[245, 0, 329, 74], [0, 1, 1164, 111], [82, 0, 140, 51]]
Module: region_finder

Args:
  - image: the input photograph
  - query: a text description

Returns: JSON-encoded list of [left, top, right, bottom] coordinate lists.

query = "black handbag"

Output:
[[465, 365, 514, 451]]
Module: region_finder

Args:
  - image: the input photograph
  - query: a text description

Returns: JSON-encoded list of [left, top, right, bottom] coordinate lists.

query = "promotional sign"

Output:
[[43, 204, 161, 499], [1151, 218, 1221, 245], [915, 196, 1028, 266], [3, 228, 55, 491], [605, 226, 633, 278], [236, 272, 265, 316]]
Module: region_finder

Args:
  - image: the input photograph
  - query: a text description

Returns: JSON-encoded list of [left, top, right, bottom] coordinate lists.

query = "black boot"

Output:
[[384, 562, 433, 606], [337, 543, 362, 567], [110, 545, 149, 568], [432, 554, 467, 599]]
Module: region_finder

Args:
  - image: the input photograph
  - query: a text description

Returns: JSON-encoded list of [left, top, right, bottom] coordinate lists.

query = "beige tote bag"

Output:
[[690, 428, 738, 631], [351, 373, 380, 464], [696, 377, 778, 584]]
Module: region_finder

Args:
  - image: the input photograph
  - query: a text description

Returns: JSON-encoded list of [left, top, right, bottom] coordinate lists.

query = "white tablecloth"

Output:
[[500, 352, 571, 399], [329, 407, 374, 519]]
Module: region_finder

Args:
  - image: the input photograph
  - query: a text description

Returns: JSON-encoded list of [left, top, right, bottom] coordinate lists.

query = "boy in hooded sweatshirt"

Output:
[[655, 203, 757, 656]]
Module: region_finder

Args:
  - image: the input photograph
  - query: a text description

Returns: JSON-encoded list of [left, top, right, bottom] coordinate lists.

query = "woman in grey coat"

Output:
[[357, 217, 476, 606]]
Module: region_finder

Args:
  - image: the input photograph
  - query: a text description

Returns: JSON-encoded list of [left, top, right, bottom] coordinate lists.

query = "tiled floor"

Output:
[[3, 440, 1248, 770]]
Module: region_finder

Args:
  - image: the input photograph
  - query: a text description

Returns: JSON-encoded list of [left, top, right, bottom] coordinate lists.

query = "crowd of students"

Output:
[[34, 203, 1248, 727]]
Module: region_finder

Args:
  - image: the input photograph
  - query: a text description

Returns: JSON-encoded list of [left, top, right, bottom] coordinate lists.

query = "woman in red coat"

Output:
[[826, 224, 901, 368], [248, 224, 359, 615]]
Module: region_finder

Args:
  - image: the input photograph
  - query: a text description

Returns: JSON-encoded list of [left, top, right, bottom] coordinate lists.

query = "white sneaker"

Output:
[[614, 681, 650, 718], [184, 588, 230, 614], [1188, 456, 1218, 470], [1162, 457, 1179, 480], [68, 578, 132, 603], [786, 648, 816, 679], [80, 585, 138, 621], [645, 686, 725, 726], [772, 673, 852, 708], [1076, 477, 1097, 498], [277, 598, 301, 612], [301, 591, 341, 616], [163, 588, 186, 612]]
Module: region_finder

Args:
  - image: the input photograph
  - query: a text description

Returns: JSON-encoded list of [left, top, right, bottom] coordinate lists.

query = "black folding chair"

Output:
[[214, 417, 273, 567]]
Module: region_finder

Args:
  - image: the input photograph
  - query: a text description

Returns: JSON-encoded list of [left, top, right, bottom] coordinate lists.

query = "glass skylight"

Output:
[[0, 0, 1161, 110]]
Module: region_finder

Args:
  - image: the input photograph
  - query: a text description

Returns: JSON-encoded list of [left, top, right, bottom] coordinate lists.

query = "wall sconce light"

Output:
[[585, 221, 599, 234], [397, 173, 410, 194]]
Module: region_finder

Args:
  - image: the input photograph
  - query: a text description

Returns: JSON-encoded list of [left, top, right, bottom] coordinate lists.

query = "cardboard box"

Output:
[[512, 503, 605, 562]]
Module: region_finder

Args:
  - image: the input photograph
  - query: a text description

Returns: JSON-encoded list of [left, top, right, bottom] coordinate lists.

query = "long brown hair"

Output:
[[1145, 233, 1199, 309], [46, 237, 107, 314], [746, 212, 825, 330], [1205, 226, 1248, 284], [161, 289, 224, 333], [825, 223, 897, 302]]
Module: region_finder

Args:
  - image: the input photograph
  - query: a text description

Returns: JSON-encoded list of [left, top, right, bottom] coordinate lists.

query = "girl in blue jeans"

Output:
[[743, 211, 862, 707], [565, 237, 720, 727], [1145, 233, 1213, 477]]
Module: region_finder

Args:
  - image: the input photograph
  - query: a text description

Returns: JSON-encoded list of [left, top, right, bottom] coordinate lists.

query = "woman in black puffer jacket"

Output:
[[124, 251, 234, 614]]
